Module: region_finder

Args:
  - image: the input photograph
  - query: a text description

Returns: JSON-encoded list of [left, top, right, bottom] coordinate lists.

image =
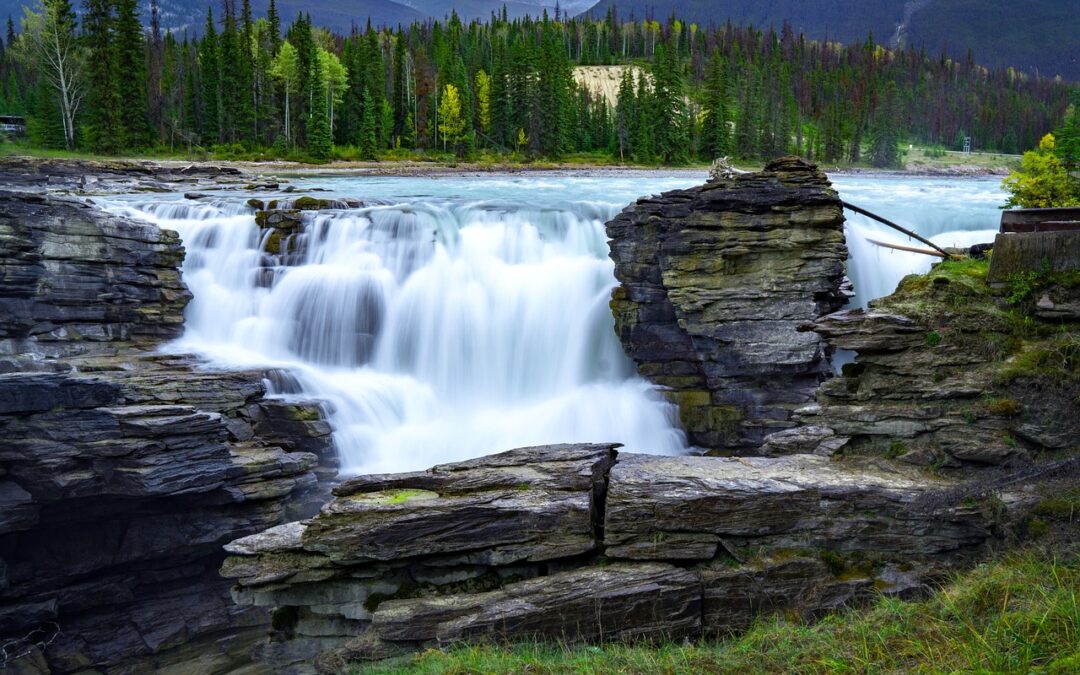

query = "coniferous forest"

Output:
[[0, 0, 1074, 167]]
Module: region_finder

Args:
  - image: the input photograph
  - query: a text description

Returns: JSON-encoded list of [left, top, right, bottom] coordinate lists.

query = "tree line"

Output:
[[0, 0, 1073, 167]]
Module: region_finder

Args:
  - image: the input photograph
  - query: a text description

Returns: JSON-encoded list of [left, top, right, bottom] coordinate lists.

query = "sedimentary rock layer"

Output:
[[606, 156, 848, 451], [222, 444, 993, 673], [0, 190, 337, 674]]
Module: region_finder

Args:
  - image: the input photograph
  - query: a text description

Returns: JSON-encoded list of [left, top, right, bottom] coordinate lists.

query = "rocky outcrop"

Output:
[[607, 156, 848, 451], [792, 256, 1080, 469], [0, 191, 191, 358], [0, 157, 251, 196], [222, 444, 995, 672], [0, 191, 337, 673]]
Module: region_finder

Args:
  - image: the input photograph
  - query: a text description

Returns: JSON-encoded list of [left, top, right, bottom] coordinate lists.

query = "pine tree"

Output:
[[651, 40, 688, 163], [82, 0, 120, 153], [357, 88, 377, 158], [614, 67, 634, 161], [114, 0, 151, 148], [868, 82, 902, 168], [199, 8, 220, 142], [700, 50, 731, 159], [307, 59, 332, 159]]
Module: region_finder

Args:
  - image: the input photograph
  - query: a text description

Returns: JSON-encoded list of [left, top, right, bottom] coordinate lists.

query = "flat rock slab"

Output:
[[604, 453, 989, 560], [300, 444, 616, 565], [370, 563, 701, 645]]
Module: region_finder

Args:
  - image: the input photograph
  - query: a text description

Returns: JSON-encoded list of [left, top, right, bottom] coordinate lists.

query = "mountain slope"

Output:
[[0, 0, 592, 32], [583, 1, 905, 45], [0, 0, 426, 34], [907, 0, 1080, 79], [583, 0, 1080, 80]]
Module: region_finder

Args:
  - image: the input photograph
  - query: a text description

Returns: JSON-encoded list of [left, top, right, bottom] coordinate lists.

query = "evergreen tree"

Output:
[[307, 58, 332, 159], [114, 0, 151, 147], [651, 40, 688, 163], [700, 50, 731, 159], [868, 82, 902, 168], [82, 0, 120, 153], [1054, 92, 1080, 173], [614, 67, 634, 161], [199, 8, 220, 142]]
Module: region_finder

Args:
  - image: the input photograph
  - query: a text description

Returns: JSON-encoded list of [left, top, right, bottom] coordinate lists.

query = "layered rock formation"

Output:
[[0, 190, 337, 673], [222, 444, 995, 673], [607, 156, 849, 451], [792, 255, 1080, 468]]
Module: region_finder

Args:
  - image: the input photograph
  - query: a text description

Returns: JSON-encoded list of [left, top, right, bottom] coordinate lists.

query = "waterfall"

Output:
[[98, 173, 1005, 474], [101, 194, 688, 474], [833, 176, 1003, 307]]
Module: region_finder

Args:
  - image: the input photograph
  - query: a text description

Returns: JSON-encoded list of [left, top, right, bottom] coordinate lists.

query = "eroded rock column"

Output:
[[607, 157, 848, 451]]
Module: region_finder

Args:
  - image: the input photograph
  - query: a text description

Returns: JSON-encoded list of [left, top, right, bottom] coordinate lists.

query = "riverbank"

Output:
[[0, 144, 1018, 180]]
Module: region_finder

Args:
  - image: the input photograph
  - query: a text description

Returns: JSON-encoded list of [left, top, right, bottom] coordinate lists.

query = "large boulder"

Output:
[[606, 157, 848, 451]]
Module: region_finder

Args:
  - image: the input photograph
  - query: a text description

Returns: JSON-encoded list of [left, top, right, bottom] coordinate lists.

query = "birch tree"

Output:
[[270, 40, 298, 143], [20, 0, 84, 149]]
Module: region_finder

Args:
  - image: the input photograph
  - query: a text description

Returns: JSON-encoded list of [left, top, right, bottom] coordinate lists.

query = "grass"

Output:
[[355, 549, 1080, 674]]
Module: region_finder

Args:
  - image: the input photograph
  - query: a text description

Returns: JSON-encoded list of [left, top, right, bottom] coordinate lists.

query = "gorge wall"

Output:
[[607, 156, 849, 451], [0, 187, 337, 673]]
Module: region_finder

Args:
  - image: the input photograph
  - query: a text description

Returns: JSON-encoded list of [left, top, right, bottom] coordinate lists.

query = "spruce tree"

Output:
[[651, 40, 688, 163], [82, 0, 120, 153], [868, 82, 902, 168], [114, 0, 151, 148], [700, 50, 731, 160], [307, 62, 332, 159], [199, 8, 220, 143]]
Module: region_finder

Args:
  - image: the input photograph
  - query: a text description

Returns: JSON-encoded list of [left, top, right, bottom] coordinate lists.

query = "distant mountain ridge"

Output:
[[0, 0, 594, 33], [1, 0, 1074, 80], [582, 0, 1080, 81]]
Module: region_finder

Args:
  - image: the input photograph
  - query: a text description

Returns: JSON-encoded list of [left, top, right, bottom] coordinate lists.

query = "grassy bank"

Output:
[[358, 547, 1079, 674]]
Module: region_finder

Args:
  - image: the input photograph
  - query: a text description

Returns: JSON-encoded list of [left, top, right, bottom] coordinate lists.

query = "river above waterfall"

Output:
[[97, 170, 1005, 474]]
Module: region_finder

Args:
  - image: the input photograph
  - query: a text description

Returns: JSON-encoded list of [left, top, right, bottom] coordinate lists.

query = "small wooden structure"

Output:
[[988, 208, 1080, 283], [1000, 207, 1080, 233]]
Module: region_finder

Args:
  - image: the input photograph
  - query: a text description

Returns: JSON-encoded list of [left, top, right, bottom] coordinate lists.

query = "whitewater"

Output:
[[98, 171, 1005, 474]]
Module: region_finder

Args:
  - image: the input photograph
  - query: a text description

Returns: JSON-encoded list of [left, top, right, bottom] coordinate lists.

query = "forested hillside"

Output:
[[586, 0, 1080, 81], [0, 0, 1072, 166]]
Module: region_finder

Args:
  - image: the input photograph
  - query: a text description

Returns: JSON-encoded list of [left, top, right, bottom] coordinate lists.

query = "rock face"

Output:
[[0, 191, 337, 674], [607, 156, 848, 451], [793, 256, 1080, 469], [222, 444, 995, 673], [0, 191, 191, 357]]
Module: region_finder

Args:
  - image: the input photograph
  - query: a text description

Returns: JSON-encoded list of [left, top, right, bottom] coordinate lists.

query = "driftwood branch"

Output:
[[843, 200, 958, 260]]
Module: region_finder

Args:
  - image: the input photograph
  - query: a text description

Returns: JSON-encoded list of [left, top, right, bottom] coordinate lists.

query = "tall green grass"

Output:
[[357, 550, 1079, 674]]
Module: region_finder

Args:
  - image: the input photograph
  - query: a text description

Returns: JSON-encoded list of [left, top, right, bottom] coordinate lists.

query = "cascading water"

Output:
[[98, 172, 1006, 474], [833, 175, 1005, 307], [101, 188, 689, 474]]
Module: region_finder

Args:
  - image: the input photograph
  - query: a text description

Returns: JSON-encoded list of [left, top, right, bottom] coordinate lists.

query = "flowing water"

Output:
[[97, 171, 1005, 474]]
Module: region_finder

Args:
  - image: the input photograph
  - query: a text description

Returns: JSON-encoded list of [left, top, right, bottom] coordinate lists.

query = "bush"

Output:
[[1002, 134, 1080, 208]]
